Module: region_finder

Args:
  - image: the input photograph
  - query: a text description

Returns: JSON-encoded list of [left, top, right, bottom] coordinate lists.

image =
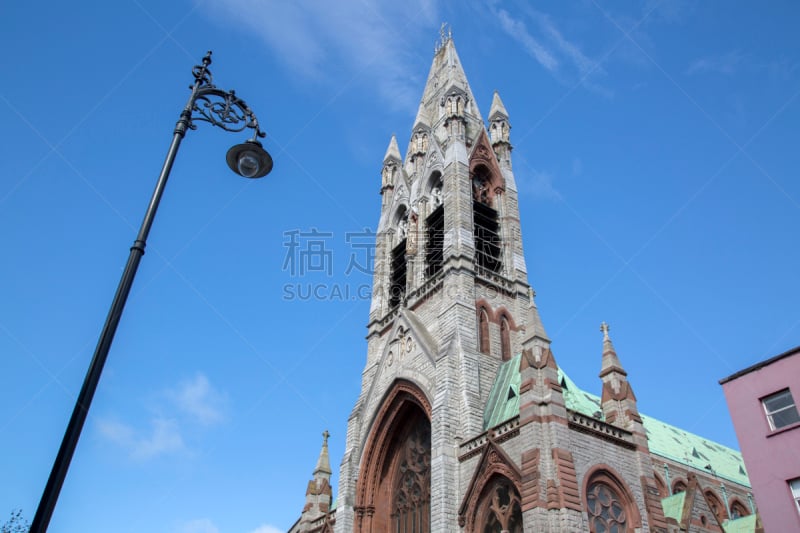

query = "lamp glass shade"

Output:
[[226, 140, 273, 178]]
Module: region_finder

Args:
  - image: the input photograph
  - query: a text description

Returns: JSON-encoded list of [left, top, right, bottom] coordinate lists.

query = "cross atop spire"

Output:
[[600, 321, 610, 341], [314, 429, 332, 476]]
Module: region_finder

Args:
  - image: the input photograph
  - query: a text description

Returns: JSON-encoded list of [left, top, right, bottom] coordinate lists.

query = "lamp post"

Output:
[[30, 51, 272, 533]]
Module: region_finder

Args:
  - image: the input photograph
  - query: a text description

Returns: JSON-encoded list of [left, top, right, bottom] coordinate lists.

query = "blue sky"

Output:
[[2, 1, 799, 532]]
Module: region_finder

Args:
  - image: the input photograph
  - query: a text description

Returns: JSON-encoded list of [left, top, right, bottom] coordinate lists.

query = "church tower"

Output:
[[335, 30, 540, 532], [287, 29, 760, 533]]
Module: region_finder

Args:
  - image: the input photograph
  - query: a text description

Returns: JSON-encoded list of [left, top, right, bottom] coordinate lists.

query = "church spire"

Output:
[[298, 430, 334, 527], [521, 288, 549, 353], [488, 90, 512, 168], [383, 134, 401, 164], [598, 323, 640, 427], [599, 321, 626, 378], [488, 90, 509, 120], [314, 429, 332, 476], [381, 135, 402, 200]]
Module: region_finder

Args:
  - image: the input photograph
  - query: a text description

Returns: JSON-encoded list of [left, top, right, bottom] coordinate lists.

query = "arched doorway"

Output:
[[355, 381, 432, 533]]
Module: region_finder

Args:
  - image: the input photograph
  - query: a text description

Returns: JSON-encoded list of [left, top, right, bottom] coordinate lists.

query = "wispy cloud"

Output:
[[171, 373, 227, 426], [97, 417, 185, 460], [494, 8, 558, 72], [195, 0, 439, 112], [97, 372, 226, 459], [247, 525, 284, 533], [490, 5, 610, 96], [178, 518, 219, 533], [686, 50, 747, 76], [517, 166, 562, 201]]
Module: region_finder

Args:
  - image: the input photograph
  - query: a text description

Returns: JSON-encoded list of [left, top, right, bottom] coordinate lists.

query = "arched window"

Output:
[[704, 490, 726, 522], [476, 476, 522, 533], [500, 316, 511, 361], [586, 482, 628, 533], [730, 500, 749, 519], [479, 309, 490, 355], [672, 480, 687, 494], [583, 469, 640, 533], [653, 473, 668, 498]]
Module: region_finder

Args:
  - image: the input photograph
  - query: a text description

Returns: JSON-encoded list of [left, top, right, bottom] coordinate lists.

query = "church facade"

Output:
[[290, 34, 759, 533]]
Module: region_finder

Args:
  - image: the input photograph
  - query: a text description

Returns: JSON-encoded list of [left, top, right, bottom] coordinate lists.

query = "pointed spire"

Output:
[[522, 288, 549, 346], [599, 321, 626, 378], [313, 429, 332, 476], [488, 90, 509, 121], [383, 134, 401, 163], [598, 322, 641, 429], [418, 33, 482, 127]]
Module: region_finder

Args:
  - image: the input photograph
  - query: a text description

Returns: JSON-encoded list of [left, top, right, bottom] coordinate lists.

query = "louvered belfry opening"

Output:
[[425, 205, 444, 278], [472, 165, 502, 273], [473, 200, 501, 272], [390, 239, 407, 308]]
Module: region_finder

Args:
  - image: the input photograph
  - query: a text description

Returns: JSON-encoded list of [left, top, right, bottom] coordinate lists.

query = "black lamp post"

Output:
[[30, 51, 272, 533]]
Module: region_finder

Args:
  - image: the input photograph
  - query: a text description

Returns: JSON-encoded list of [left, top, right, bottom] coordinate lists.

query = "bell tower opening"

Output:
[[390, 207, 409, 309], [472, 165, 501, 273], [425, 173, 444, 280]]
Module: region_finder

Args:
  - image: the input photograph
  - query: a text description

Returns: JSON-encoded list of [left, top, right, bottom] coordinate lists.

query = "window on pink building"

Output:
[[762, 389, 800, 430], [791, 478, 800, 516]]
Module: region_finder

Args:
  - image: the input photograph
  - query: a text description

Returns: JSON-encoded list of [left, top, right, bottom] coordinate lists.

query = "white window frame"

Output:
[[762, 389, 800, 430], [790, 478, 800, 516]]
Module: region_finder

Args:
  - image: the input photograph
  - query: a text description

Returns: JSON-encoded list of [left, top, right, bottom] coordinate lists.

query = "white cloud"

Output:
[[195, 0, 440, 112], [495, 8, 558, 72], [97, 417, 185, 460], [517, 167, 561, 201], [686, 50, 746, 76], [491, 6, 609, 96], [97, 373, 225, 459], [172, 373, 226, 426], [179, 518, 220, 533], [247, 525, 284, 533]]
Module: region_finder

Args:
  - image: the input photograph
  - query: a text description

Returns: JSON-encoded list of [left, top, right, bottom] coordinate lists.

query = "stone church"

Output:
[[289, 33, 760, 533]]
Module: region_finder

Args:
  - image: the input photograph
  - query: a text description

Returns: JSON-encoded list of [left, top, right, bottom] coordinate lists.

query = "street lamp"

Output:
[[30, 51, 272, 533]]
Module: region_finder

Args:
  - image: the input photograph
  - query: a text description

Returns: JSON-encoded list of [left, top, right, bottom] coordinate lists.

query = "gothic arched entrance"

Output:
[[355, 380, 432, 533]]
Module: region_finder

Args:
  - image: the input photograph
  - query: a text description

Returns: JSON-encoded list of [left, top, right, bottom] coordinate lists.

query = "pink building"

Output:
[[721, 346, 800, 532]]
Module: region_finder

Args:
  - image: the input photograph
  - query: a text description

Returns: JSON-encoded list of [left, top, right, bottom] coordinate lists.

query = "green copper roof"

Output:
[[483, 354, 521, 429], [640, 413, 749, 487], [660, 492, 686, 522], [722, 514, 758, 533], [482, 359, 750, 488]]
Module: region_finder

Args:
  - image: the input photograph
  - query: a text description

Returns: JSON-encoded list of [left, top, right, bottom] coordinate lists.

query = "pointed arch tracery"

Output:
[[704, 489, 727, 523], [476, 475, 523, 533], [729, 498, 750, 519], [355, 380, 432, 533], [653, 472, 668, 498], [458, 440, 523, 533], [582, 465, 642, 533]]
